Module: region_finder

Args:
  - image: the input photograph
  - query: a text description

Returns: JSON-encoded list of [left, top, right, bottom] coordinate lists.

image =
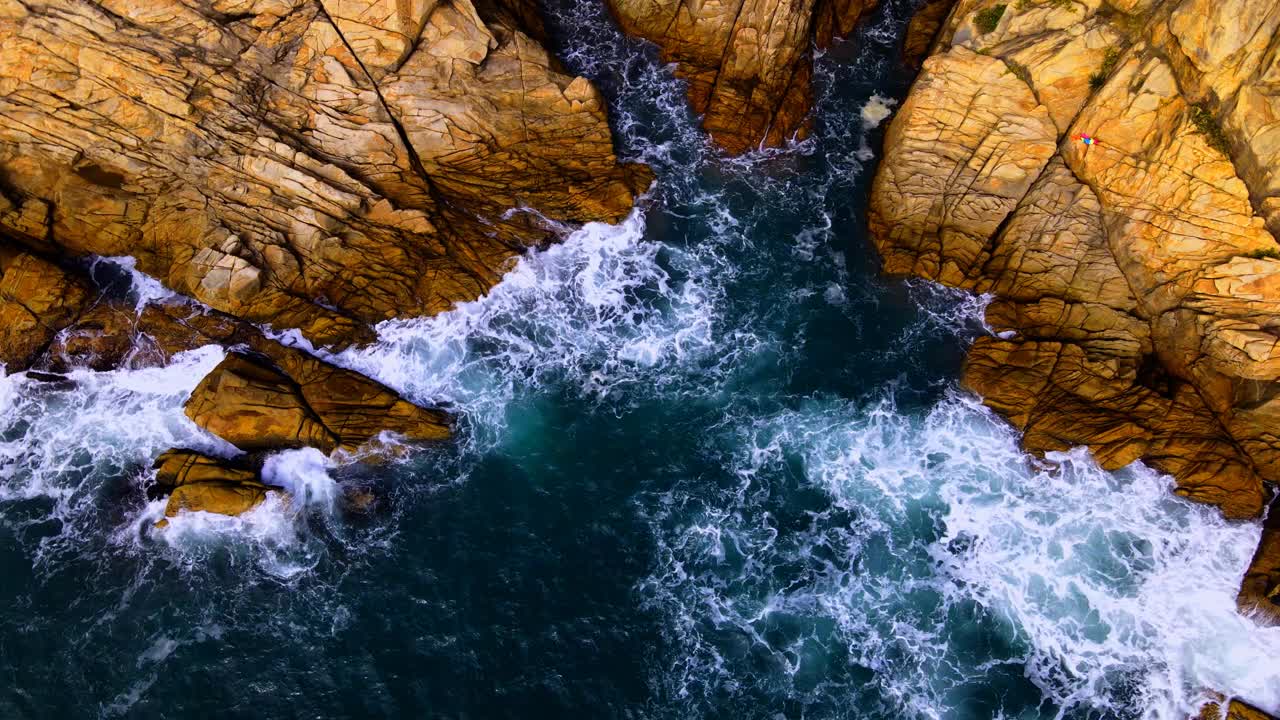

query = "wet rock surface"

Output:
[[0, 241, 91, 370], [150, 450, 278, 527], [0, 0, 650, 524], [1200, 698, 1280, 720], [184, 346, 451, 454], [871, 0, 1280, 520], [0, 0, 648, 348], [1238, 498, 1280, 626], [606, 0, 879, 154]]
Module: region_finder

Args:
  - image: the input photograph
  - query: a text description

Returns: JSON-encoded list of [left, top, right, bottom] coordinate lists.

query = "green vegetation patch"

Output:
[[1016, 0, 1073, 9], [1005, 60, 1032, 86], [1243, 247, 1280, 260], [1190, 104, 1231, 155], [1089, 47, 1121, 90], [975, 4, 1008, 34]]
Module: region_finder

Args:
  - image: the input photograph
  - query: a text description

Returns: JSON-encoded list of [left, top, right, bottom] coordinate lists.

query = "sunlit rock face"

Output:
[[605, 0, 880, 154], [870, 0, 1280, 520], [0, 0, 654, 525], [183, 344, 451, 455], [0, 0, 649, 348]]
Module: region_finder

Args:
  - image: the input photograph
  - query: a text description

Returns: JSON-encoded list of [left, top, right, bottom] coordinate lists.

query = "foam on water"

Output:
[[90, 256, 180, 312], [261, 448, 340, 514], [0, 343, 345, 580], [860, 95, 898, 129], [1, 0, 1276, 716], [641, 390, 1278, 718], [0, 345, 228, 506], [330, 207, 736, 449]]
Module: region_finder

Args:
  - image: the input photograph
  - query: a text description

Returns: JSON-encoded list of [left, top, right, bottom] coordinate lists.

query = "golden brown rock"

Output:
[[156, 482, 273, 528], [871, 0, 1280, 520], [149, 448, 281, 527], [0, 241, 90, 371], [153, 449, 260, 490], [184, 347, 450, 454], [903, 0, 955, 68], [1238, 500, 1280, 625], [1200, 698, 1280, 720], [0, 0, 646, 347], [0, 246, 457, 458], [45, 302, 143, 372], [606, 0, 878, 154]]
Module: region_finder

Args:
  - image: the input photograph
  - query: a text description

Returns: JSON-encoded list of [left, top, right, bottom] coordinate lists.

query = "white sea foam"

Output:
[[0, 1, 1273, 716], [329, 208, 729, 444], [0, 342, 331, 574], [91, 256, 180, 312], [0, 345, 229, 506], [641, 391, 1279, 718], [261, 448, 339, 513], [861, 94, 898, 129]]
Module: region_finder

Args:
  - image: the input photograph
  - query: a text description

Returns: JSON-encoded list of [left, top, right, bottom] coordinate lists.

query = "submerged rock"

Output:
[[46, 302, 147, 372], [607, 0, 879, 154], [870, 0, 1280, 520]]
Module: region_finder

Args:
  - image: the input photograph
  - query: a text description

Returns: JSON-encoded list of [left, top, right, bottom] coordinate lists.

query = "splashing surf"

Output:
[[0, 0, 1275, 716]]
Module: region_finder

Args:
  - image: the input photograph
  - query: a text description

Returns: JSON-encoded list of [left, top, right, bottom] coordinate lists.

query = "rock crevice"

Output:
[[606, 0, 879, 154], [0, 0, 647, 524], [870, 0, 1280, 630]]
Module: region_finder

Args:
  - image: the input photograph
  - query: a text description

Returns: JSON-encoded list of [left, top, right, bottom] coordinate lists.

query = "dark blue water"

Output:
[[1, 1, 1275, 718]]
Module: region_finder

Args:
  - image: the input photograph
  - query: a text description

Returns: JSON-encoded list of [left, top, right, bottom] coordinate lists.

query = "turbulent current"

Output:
[[1, 1, 1278, 718]]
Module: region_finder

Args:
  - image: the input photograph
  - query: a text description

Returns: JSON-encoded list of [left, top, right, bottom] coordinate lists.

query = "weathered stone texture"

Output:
[[606, 0, 878, 153], [870, 0, 1280, 519], [0, 0, 648, 347]]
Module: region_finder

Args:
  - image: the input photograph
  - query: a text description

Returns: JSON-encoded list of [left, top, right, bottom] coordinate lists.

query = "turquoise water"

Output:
[[1, 1, 1277, 718]]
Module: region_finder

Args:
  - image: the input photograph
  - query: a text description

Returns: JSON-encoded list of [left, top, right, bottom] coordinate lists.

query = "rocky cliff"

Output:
[[0, 0, 647, 522], [606, 0, 879, 153], [870, 0, 1280, 620], [0, 0, 648, 348], [872, 0, 1280, 517]]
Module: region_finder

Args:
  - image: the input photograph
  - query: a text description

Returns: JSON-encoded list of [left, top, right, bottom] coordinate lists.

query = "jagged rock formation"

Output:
[[0, 0, 652, 523], [151, 450, 277, 527], [1200, 698, 1280, 720], [902, 0, 953, 67], [0, 0, 649, 348], [871, 0, 1280, 520], [0, 241, 91, 370], [185, 346, 451, 454], [1239, 498, 1280, 624], [606, 0, 879, 154]]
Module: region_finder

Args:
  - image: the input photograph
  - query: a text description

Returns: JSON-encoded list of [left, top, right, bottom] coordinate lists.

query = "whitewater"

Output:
[[0, 0, 1276, 717]]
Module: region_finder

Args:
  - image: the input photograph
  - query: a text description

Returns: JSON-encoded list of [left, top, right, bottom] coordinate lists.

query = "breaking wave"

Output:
[[0, 0, 1275, 717]]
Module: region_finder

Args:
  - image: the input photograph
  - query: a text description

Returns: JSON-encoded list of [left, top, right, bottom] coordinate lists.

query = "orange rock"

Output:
[[1199, 698, 1280, 720], [870, 0, 1280, 520], [149, 448, 280, 527], [0, 0, 647, 347], [45, 302, 142, 372], [606, 0, 879, 154], [152, 449, 260, 489], [0, 242, 91, 371], [156, 482, 272, 527], [184, 347, 450, 454], [1238, 501, 1280, 625]]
